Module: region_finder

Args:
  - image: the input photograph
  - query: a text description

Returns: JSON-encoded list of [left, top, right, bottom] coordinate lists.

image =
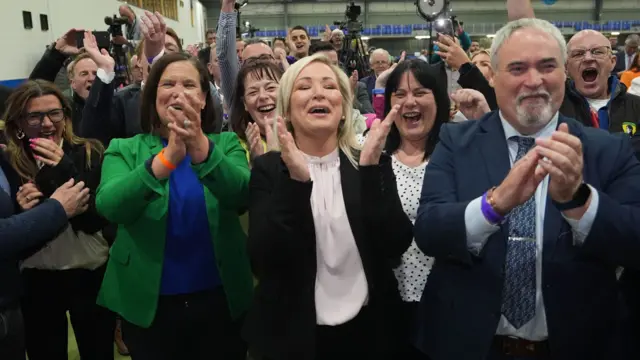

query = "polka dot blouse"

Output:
[[391, 156, 434, 303]]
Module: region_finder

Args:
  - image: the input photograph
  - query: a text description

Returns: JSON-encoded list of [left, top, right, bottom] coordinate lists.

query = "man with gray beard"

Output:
[[413, 17, 640, 360]]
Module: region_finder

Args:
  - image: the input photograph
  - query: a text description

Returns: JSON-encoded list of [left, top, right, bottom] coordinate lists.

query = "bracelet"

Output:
[[157, 149, 177, 170], [481, 189, 505, 224]]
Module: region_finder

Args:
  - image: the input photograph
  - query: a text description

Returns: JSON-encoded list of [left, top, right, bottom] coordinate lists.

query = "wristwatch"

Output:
[[552, 183, 591, 211]]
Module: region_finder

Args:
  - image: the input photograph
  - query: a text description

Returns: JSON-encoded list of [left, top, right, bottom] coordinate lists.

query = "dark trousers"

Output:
[[0, 305, 25, 360], [122, 287, 247, 360], [487, 342, 551, 360], [401, 301, 431, 360], [21, 265, 115, 360], [262, 306, 376, 360]]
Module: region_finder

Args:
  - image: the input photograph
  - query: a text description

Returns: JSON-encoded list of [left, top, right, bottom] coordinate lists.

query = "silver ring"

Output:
[[183, 119, 191, 127]]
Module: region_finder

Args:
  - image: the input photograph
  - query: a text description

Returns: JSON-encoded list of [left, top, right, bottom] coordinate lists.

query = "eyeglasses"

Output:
[[371, 60, 390, 66], [24, 109, 65, 128], [569, 46, 611, 60], [245, 54, 276, 64]]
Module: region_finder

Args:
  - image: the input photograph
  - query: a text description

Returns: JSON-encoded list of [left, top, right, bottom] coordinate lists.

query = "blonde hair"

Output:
[[274, 54, 360, 167]]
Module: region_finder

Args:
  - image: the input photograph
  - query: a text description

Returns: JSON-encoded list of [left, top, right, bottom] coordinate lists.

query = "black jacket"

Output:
[[0, 153, 67, 308], [434, 62, 499, 110], [243, 151, 413, 359]]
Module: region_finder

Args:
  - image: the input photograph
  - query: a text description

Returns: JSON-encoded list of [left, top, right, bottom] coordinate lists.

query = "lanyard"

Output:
[[590, 108, 600, 128]]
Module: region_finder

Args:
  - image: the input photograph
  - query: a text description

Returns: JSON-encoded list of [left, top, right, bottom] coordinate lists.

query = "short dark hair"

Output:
[[140, 53, 220, 134], [229, 60, 283, 141], [309, 41, 335, 56], [166, 27, 183, 51], [245, 38, 269, 47], [205, 28, 215, 37], [383, 60, 450, 159], [290, 26, 309, 37], [272, 37, 286, 46]]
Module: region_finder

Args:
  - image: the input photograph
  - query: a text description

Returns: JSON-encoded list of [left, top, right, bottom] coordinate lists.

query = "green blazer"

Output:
[[95, 132, 254, 328]]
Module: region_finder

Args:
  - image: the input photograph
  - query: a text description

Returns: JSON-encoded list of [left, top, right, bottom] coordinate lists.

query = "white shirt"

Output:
[[464, 112, 599, 340], [391, 156, 433, 302], [586, 98, 609, 112], [305, 149, 368, 326]]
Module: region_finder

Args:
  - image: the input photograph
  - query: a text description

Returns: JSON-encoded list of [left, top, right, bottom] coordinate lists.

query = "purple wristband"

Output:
[[481, 192, 505, 224]]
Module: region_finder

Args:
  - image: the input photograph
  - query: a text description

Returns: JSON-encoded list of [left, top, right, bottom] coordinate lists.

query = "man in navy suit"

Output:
[[614, 35, 638, 74], [414, 17, 640, 360]]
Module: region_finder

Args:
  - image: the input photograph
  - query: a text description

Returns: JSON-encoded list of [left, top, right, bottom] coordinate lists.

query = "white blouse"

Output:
[[391, 156, 434, 302], [304, 148, 369, 326]]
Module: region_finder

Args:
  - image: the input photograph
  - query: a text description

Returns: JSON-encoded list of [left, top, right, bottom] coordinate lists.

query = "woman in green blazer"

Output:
[[95, 53, 253, 360]]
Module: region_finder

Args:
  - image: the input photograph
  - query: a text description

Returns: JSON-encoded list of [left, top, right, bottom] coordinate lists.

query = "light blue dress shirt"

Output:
[[463, 112, 599, 340], [0, 167, 10, 195]]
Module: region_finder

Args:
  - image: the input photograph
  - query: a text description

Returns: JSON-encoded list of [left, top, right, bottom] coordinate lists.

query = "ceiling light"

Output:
[[486, 34, 496, 38], [361, 36, 370, 40], [611, 32, 620, 36], [415, 35, 430, 39]]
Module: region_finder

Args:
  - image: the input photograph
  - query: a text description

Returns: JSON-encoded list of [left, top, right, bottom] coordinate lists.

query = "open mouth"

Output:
[[168, 104, 184, 111], [309, 106, 330, 114], [295, 43, 305, 50], [582, 67, 598, 83], [402, 112, 421, 123], [257, 105, 276, 113], [39, 131, 55, 139]]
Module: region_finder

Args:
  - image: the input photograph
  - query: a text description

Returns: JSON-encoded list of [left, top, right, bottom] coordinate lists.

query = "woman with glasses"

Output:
[[0, 79, 114, 360]]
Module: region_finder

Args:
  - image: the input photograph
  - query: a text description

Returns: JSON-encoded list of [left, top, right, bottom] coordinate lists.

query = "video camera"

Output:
[[333, 1, 364, 35], [104, 15, 128, 37]]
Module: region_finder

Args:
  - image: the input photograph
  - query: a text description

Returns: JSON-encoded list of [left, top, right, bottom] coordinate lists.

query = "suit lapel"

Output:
[[478, 112, 511, 188]]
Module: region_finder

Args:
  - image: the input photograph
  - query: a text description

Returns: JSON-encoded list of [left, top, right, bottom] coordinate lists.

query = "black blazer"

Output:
[[243, 150, 413, 360], [1, 141, 108, 242]]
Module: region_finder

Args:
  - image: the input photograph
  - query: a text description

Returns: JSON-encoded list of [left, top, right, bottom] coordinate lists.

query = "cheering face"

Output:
[[566, 31, 616, 99], [290, 29, 310, 57], [70, 58, 98, 100], [155, 61, 206, 126], [493, 27, 566, 132], [289, 62, 343, 137], [243, 72, 278, 131], [22, 95, 66, 143], [390, 71, 436, 142]]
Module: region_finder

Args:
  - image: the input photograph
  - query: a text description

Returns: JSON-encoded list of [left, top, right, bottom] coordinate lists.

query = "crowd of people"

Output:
[[0, 0, 639, 359]]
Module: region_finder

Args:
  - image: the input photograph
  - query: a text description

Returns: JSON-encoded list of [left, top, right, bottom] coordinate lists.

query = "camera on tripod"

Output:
[[333, 1, 370, 77], [104, 15, 128, 38]]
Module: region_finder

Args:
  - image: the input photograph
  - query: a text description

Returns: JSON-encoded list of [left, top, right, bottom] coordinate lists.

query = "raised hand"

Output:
[[276, 116, 309, 182], [323, 24, 332, 41], [450, 88, 490, 120], [140, 11, 167, 60], [435, 33, 469, 70], [359, 104, 400, 166], [17, 182, 43, 211], [349, 70, 359, 95], [83, 31, 115, 72], [29, 138, 64, 167], [534, 123, 584, 203], [54, 29, 83, 55], [50, 179, 91, 218]]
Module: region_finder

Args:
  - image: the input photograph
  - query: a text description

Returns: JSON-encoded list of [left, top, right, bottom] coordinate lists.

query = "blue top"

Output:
[[160, 142, 221, 295]]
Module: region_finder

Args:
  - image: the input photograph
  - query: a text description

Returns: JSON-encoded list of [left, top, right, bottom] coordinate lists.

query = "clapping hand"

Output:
[[17, 182, 43, 211], [245, 121, 277, 161], [349, 70, 359, 96], [29, 138, 64, 167], [359, 104, 400, 166], [534, 123, 585, 204], [276, 116, 309, 182], [166, 93, 205, 147], [50, 179, 91, 218], [83, 31, 115, 72]]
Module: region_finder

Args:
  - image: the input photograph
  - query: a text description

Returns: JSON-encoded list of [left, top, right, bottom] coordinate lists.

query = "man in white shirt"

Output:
[[413, 17, 640, 360]]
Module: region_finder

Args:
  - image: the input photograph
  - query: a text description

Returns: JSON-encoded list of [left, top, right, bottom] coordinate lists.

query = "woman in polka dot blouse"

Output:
[[362, 60, 451, 359]]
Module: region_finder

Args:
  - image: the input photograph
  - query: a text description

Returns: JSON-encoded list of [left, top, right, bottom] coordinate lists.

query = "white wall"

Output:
[[0, 0, 206, 81]]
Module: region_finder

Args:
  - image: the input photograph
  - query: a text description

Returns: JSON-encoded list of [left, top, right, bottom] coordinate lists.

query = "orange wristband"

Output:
[[157, 149, 177, 170]]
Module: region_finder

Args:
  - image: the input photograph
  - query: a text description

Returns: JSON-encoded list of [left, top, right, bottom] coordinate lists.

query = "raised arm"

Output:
[[217, 0, 240, 111], [507, 0, 535, 20]]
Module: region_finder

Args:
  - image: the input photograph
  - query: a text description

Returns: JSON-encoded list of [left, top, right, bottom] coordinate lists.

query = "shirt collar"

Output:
[[499, 110, 559, 141]]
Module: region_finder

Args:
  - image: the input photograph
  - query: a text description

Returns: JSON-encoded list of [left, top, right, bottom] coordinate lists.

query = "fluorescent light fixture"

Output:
[[415, 35, 430, 39], [486, 34, 496, 38], [361, 36, 370, 40], [611, 32, 620, 35]]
